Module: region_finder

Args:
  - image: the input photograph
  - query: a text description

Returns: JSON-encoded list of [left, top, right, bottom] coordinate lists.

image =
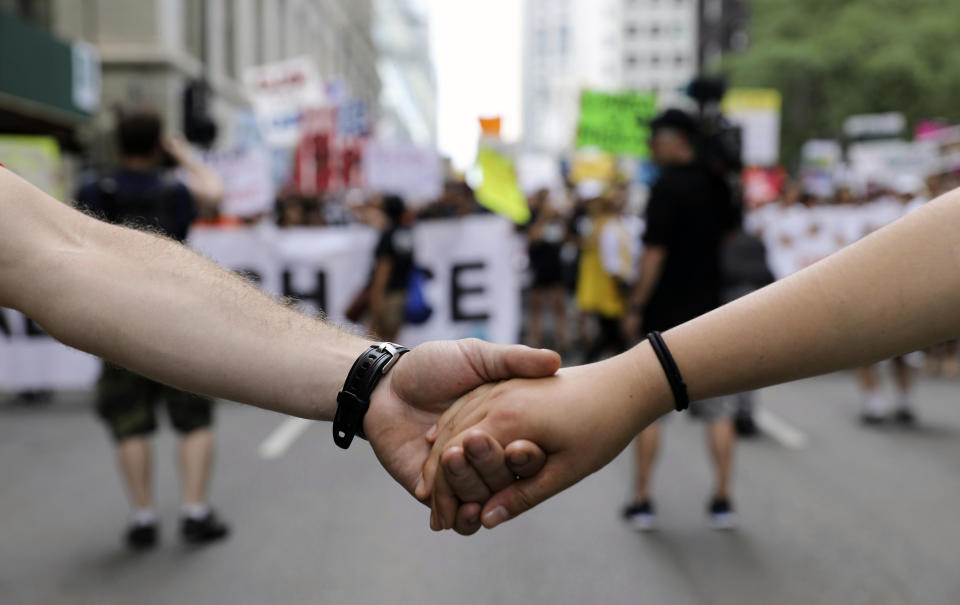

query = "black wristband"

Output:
[[333, 342, 409, 449], [646, 331, 690, 412]]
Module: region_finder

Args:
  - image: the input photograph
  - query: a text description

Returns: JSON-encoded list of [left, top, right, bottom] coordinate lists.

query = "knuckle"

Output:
[[511, 486, 537, 513]]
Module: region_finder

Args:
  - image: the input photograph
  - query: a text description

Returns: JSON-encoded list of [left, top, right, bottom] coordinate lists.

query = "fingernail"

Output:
[[447, 453, 468, 476], [439, 513, 449, 530], [510, 452, 530, 467], [415, 475, 425, 496], [426, 424, 439, 440], [430, 511, 439, 531], [465, 437, 490, 459], [483, 506, 509, 528]]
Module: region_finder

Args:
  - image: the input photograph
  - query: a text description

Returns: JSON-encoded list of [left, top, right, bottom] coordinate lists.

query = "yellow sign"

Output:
[[474, 146, 529, 224], [722, 88, 782, 112], [570, 151, 616, 184], [0, 135, 63, 199]]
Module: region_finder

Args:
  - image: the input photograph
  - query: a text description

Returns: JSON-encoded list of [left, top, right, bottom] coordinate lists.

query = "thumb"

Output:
[[477, 460, 568, 529], [459, 339, 562, 382]]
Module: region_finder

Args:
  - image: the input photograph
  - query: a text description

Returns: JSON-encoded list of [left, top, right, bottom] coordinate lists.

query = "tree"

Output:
[[724, 0, 960, 169]]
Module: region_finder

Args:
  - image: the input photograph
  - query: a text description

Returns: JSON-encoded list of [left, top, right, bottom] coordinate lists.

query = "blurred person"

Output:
[[574, 181, 635, 363], [720, 217, 775, 436], [277, 195, 306, 227], [921, 174, 960, 377], [857, 176, 927, 425], [74, 109, 229, 549], [524, 188, 570, 351], [0, 164, 556, 538], [368, 195, 415, 341], [422, 181, 960, 535], [624, 109, 740, 530]]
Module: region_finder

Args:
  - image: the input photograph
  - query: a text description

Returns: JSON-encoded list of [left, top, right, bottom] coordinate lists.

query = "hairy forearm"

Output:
[[2, 169, 368, 419], [640, 189, 960, 401]]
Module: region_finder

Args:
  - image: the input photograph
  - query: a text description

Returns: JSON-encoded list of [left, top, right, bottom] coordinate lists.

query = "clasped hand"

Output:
[[389, 345, 670, 535]]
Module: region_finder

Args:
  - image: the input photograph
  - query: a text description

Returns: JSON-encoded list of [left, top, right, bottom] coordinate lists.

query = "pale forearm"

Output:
[[2, 169, 368, 419], [648, 190, 960, 401]]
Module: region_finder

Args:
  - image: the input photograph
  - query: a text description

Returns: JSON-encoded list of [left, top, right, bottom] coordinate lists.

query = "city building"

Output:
[[698, 0, 750, 71], [373, 0, 437, 146], [42, 0, 380, 163], [522, 0, 700, 155]]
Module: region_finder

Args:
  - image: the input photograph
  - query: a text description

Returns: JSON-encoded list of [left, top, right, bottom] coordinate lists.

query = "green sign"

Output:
[[576, 90, 658, 157]]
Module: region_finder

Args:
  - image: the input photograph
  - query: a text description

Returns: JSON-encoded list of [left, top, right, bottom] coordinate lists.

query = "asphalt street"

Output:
[[2, 369, 960, 605]]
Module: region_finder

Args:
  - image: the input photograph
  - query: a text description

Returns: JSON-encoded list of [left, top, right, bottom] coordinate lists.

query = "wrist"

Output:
[[618, 340, 675, 431], [309, 338, 373, 422]]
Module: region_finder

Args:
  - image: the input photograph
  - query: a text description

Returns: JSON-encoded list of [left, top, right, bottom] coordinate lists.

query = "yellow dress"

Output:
[[576, 215, 627, 319]]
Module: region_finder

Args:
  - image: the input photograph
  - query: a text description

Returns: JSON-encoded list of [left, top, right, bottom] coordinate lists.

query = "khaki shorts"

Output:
[[96, 364, 214, 442], [370, 292, 406, 341]]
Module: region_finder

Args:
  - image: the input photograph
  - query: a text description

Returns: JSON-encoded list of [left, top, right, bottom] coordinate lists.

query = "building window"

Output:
[[184, 0, 206, 62], [537, 27, 548, 55], [625, 23, 637, 37], [674, 54, 685, 65], [650, 54, 661, 66], [224, 0, 237, 78], [626, 54, 638, 68], [650, 24, 661, 37], [559, 25, 569, 55]]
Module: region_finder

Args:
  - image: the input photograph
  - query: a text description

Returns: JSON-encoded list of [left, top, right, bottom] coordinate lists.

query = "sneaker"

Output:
[[708, 498, 737, 530], [860, 411, 887, 425], [181, 510, 230, 544], [893, 407, 916, 425], [622, 500, 656, 532], [125, 522, 158, 550], [734, 411, 758, 437]]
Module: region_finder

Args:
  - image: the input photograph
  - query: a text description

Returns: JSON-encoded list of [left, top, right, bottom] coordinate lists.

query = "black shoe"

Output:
[[734, 411, 758, 437], [860, 411, 887, 425], [125, 522, 158, 550], [622, 500, 656, 532], [893, 407, 916, 425], [182, 510, 230, 544], [708, 498, 737, 530]]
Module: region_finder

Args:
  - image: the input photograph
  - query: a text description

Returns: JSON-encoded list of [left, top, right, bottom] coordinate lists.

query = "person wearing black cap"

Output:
[[623, 108, 742, 530]]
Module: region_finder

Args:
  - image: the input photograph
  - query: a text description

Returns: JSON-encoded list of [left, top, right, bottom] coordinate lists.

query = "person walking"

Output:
[[75, 109, 229, 549], [623, 109, 741, 530]]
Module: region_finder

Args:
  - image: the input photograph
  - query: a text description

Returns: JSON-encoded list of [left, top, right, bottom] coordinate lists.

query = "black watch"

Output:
[[333, 342, 410, 449]]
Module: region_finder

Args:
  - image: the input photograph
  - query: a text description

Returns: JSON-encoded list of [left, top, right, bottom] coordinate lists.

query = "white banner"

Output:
[[0, 216, 521, 390]]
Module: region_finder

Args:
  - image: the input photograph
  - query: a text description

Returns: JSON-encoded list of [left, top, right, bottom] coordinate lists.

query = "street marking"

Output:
[[259, 417, 314, 459], [755, 408, 808, 449]]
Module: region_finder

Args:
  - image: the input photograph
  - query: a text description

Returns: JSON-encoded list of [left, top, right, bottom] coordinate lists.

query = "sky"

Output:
[[428, 0, 523, 170]]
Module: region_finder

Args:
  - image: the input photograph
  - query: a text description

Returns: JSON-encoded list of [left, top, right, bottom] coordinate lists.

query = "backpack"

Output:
[[98, 175, 186, 241], [404, 266, 433, 325]]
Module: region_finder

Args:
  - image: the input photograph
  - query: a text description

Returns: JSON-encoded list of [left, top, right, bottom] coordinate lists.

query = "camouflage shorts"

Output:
[[95, 363, 214, 442]]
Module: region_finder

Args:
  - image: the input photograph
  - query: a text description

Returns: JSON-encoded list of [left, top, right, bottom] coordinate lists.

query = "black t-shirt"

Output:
[[642, 165, 738, 332], [75, 170, 196, 242], [375, 226, 414, 292]]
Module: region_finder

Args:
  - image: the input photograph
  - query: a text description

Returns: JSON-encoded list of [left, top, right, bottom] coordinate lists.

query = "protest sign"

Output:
[[474, 147, 529, 224], [244, 56, 325, 148], [201, 146, 275, 218], [575, 90, 657, 157], [723, 88, 781, 167], [0, 136, 63, 199], [363, 141, 442, 200]]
